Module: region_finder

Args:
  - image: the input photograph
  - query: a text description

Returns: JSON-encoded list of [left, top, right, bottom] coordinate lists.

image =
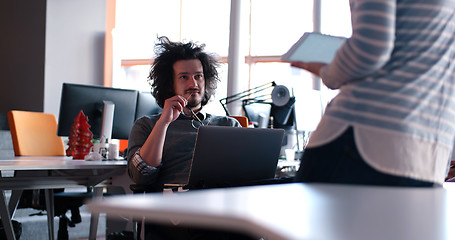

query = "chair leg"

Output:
[[132, 217, 142, 240], [44, 189, 55, 240], [57, 215, 69, 240], [137, 219, 142, 240], [132, 220, 137, 240], [69, 207, 81, 226]]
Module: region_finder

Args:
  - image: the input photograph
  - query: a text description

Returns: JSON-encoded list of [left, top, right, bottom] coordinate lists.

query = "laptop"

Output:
[[166, 126, 285, 190]]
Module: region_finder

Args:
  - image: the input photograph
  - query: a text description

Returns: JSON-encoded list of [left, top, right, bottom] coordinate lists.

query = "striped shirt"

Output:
[[307, 0, 455, 184]]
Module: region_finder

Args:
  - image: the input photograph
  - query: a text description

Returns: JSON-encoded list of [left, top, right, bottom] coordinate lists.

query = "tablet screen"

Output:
[[281, 32, 346, 63]]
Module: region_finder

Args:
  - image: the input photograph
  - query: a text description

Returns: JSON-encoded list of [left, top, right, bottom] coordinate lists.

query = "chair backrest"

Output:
[[230, 116, 249, 128], [7, 110, 65, 156]]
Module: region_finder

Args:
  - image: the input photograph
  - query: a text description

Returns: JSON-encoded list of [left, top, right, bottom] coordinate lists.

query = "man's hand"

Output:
[[139, 95, 188, 167], [160, 95, 188, 124], [290, 61, 327, 78]]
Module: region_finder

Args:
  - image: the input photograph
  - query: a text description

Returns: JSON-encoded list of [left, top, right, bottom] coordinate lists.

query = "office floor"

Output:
[[13, 205, 106, 240], [3, 187, 109, 240]]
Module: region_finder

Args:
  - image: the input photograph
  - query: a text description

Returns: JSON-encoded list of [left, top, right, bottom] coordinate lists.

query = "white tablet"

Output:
[[281, 32, 346, 63]]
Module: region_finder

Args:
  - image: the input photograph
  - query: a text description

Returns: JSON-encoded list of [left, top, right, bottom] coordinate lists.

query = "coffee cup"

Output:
[[92, 142, 109, 159], [108, 143, 119, 160]]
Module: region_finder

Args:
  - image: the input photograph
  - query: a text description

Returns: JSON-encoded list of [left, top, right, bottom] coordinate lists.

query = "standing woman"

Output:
[[291, 0, 455, 187]]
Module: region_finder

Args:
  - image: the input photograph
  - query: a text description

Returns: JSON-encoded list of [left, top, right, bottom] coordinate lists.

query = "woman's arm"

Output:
[[291, 0, 397, 89]]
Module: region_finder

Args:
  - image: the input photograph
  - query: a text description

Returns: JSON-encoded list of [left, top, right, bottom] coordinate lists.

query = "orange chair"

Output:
[[7, 110, 65, 156], [230, 116, 249, 128], [119, 139, 128, 155]]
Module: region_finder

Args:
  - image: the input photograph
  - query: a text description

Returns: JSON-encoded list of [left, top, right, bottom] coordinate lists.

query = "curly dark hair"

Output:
[[148, 36, 220, 108]]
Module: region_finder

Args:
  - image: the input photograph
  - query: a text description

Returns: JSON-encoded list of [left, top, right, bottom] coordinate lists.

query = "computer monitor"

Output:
[[243, 102, 272, 128], [135, 91, 162, 120], [57, 83, 138, 140]]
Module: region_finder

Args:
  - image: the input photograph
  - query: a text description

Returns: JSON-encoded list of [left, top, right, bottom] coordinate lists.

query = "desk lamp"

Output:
[[219, 81, 291, 115], [219, 81, 301, 151]]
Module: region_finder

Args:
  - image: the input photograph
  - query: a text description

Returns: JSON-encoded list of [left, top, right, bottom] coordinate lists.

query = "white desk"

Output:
[[0, 156, 127, 240], [87, 182, 455, 240]]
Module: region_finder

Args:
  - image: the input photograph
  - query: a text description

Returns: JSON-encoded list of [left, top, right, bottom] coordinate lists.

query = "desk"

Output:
[[0, 156, 126, 240], [87, 182, 455, 240]]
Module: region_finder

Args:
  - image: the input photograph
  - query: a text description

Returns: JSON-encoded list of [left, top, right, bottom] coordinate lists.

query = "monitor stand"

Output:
[[100, 100, 115, 143]]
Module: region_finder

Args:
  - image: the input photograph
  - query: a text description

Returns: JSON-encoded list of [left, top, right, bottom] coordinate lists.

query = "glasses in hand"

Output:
[[183, 93, 205, 129]]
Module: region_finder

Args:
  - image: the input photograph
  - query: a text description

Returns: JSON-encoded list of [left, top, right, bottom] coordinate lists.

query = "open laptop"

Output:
[[166, 126, 285, 190]]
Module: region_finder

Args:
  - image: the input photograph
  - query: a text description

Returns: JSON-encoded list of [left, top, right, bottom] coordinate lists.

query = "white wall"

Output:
[[44, 0, 106, 117]]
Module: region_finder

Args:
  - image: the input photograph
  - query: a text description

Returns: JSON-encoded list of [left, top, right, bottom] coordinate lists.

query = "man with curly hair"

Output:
[[127, 36, 240, 187], [126, 37, 250, 240]]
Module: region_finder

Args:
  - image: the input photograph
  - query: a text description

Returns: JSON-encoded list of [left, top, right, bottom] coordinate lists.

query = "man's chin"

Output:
[[188, 104, 202, 109], [188, 97, 203, 107], [188, 100, 203, 110]]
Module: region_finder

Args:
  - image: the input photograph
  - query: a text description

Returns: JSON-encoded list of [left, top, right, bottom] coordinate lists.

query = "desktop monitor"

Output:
[[57, 83, 138, 140], [243, 102, 272, 128], [135, 91, 162, 120]]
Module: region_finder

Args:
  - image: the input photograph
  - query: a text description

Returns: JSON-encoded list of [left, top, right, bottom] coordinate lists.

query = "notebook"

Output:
[[281, 32, 346, 63], [166, 126, 285, 190]]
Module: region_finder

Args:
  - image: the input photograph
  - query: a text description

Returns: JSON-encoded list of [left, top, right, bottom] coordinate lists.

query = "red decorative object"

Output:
[[66, 110, 93, 159]]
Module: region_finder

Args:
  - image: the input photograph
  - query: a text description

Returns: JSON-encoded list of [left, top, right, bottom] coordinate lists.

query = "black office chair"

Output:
[[129, 183, 165, 240], [17, 188, 93, 240]]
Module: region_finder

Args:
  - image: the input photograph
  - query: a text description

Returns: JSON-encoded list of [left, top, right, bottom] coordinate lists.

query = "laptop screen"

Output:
[[186, 126, 285, 189]]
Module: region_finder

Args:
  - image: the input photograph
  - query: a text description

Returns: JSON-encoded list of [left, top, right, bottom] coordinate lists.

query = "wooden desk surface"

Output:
[[88, 182, 455, 240]]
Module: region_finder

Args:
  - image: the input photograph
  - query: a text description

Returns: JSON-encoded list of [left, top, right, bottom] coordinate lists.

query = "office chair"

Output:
[[129, 184, 160, 240], [230, 116, 249, 128], [7, 110, 93, 240], [128, 183, 186, 240]]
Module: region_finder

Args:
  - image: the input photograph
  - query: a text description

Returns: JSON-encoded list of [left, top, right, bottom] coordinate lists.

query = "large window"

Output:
[[112, 0, 351, 131]]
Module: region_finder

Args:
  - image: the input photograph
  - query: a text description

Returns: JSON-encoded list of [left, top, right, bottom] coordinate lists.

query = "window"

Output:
[[112, 0, 351, 130]]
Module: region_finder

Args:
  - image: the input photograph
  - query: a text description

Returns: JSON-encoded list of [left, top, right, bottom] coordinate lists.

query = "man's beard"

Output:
[[187, 96, 203, 108]]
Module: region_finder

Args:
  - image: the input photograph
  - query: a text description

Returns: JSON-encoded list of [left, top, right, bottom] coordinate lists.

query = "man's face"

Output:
[[173, 59, 205, 109]]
